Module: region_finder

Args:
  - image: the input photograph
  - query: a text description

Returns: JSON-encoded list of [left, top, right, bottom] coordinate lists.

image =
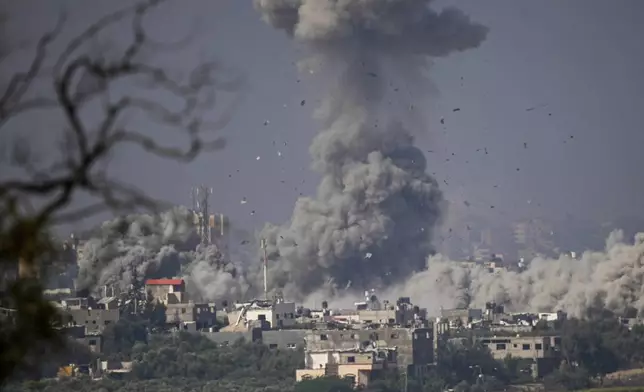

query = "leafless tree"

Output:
[[0, 0, 243, 382]]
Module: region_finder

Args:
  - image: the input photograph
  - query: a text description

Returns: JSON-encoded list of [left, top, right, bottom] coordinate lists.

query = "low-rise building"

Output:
[[226, 298, 296, 330], [478, 335, 558, 360], [296, 348, 397, 388], [65, 308, 119, 334], [145, 278, 186, 305], [166, 302, 217, 330], [304, 327, 434, 370], [440, 308, 483, 327]]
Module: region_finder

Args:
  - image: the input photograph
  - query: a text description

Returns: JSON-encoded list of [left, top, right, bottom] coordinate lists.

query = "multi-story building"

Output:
[[166, 302, 217, 331], [440, 308, 484, 327], [296, 348, 397, 388], [225, 298, 297, 330], [145, 278, 186, 305], [304, 327, 434, 372], [478, 335, 558, 360], [64, 308, 120, 334]]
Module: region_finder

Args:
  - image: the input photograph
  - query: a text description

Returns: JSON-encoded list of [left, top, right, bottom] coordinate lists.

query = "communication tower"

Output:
[[192, 185, 213, 245]]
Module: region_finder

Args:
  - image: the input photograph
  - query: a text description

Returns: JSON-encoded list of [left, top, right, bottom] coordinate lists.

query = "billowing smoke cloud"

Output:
[[254, 0, 488, 299], [385, 230, 644, 318], [76, 207, 248, 301]]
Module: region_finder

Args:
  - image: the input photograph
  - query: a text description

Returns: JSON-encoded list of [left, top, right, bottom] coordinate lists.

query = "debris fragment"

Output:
[[300, 99, 306, 106], [453, 108, 461, 112], [365, 252, 373, 259], [523, 142, 527, 149], [256, 156, 261, 160], [264, 120, 270, 126], [240, 197, 247, 204], [440, 118, 445, 125], [240, 240, 249, 245], [367, 72, 378, 78], [463, 201, 470, 207], [277, 151, 282, 157], [250, 210, 255, 215]]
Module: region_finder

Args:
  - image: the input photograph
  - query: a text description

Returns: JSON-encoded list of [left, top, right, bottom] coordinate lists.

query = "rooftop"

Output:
[[145, 278, 184, 286]]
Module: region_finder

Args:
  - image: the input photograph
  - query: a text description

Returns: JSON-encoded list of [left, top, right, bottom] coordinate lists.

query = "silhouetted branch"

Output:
[[0, 0, 243, 231]]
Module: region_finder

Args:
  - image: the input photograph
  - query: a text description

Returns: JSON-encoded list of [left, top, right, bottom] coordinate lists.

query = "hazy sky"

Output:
[[4, 0, 644, 241]]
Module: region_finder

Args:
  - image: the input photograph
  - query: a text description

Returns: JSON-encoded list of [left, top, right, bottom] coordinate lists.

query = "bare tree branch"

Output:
[[0, 0, 244, 259]]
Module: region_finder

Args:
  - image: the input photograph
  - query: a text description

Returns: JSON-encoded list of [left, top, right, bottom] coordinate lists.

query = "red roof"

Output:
[[145, 279, 184, 286]]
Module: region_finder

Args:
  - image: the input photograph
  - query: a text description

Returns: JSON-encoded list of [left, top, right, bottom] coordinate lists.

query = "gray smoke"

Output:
[[76, 207, 248, 301], [255, 0, 488, 299], [385, 230, 644, 318]]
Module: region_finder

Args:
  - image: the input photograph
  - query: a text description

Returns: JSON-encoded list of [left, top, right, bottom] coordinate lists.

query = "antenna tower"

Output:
[[192, 185, 213, 245]]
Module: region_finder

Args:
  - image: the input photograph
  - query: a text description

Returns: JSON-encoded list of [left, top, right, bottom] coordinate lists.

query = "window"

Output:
[[347, 356, 355, 363], [390, 333, 399, 339], [344, 375, 356, 385], [276, 314, 280, 319], [104, 320, 111, 325], [92, 320, 96, 324], [88, 339, 96, 346], [181, 308, 186, 314], [287, 343, 297, 349], [522, 344, 531, 350], [269, 344, 278, 349], [496, 343, 506, 350], [535, 344, 543, 350], [320, 334, 328, 341], [350, 334, 356, 339]]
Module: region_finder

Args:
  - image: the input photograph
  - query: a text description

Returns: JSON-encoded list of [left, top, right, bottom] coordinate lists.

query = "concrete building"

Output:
[[478, 335, 558, 360], [202, 329, 261, 346], [65, 308, 119, 334], [440, 308, 483, 327], [296, 348, 397, 388], [63, 325, 103, 354], [166, 302, 217, 330], [145, 278, 186, 305], [226, 299, 296, 330], [263, 329, 307, 349], [304, 327, 434, 370], [202, 328, 306, 349]]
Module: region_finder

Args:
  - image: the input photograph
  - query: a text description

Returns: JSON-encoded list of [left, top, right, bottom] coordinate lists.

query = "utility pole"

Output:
[[261, 239, 268, 299]]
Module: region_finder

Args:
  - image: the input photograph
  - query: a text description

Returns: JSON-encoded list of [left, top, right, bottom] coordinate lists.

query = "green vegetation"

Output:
[[7, 308, 644, 391]]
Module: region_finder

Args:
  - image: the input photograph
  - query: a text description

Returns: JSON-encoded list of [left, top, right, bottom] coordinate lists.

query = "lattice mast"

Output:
[[192, 185, 213, 245]]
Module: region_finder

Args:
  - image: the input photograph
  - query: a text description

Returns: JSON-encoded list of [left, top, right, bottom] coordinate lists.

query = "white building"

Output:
[[227, 299, 296, 329]]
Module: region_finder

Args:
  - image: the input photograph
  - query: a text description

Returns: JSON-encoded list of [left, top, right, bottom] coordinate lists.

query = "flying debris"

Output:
[[254, 0, 488, 299], [256, 156, 261, 161], [452, 108, 461, 112], [264, 120, 270, 126], [440, 118, 445, 125], [241, 197, 247, 204], [300, 99, 306, 106]]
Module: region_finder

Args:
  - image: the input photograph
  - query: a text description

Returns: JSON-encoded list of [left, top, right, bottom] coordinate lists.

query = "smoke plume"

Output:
[[254, 0, 488, 299], [385, 230, 644, 318], [76, 207, 248, 301]]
